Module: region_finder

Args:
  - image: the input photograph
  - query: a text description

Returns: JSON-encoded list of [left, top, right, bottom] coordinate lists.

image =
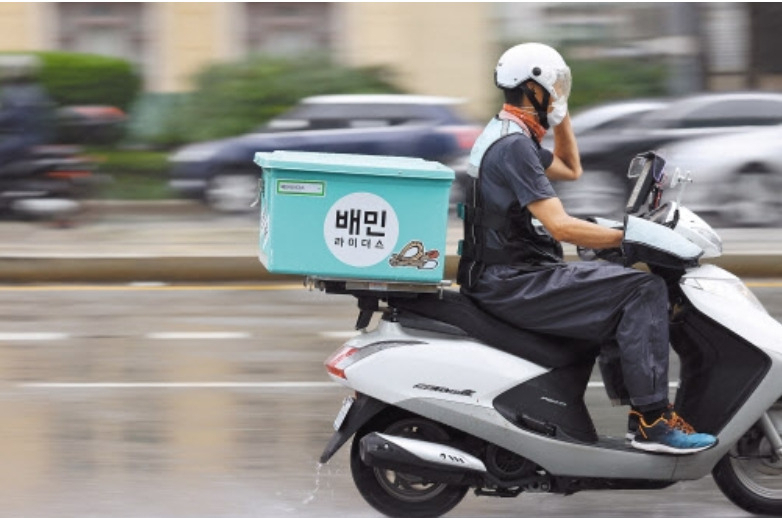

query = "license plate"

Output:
[[333, 396, 355, 431]]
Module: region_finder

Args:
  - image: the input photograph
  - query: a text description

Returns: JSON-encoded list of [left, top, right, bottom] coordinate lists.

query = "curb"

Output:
[[0, 256, 289, 284], [1, 254, 779, 284]]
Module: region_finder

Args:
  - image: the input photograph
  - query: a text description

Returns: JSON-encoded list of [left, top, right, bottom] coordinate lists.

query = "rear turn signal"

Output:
[[325, 346, 358, 380]]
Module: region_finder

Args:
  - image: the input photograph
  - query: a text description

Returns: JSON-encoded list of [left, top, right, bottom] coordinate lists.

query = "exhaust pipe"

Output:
[[359, 432, 487, 483]]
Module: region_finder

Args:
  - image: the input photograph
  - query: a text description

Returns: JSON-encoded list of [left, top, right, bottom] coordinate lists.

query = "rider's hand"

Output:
[[577, 245, 624, 263]]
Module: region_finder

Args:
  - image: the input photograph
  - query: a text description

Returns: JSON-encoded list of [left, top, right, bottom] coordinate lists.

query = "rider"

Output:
[[457, 42, 717, 454], [0, 54, 53, 172]]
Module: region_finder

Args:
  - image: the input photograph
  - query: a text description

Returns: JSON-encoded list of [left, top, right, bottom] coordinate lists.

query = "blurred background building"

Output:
[[1, 2, 781, 118], [0, 3, 493, 117], [1, 2, 782, 225]]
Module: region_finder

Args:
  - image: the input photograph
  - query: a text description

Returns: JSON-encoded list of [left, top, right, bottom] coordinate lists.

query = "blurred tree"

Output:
[[125, 92, 191, 149], [150, 54, 402, 146], [566, 58, 668, 111], [35, 51, 142, 111]]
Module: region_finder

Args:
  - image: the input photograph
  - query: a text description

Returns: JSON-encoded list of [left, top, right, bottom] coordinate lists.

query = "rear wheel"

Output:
[[713, 405, 782, 515], [350, 411, 469, 518]]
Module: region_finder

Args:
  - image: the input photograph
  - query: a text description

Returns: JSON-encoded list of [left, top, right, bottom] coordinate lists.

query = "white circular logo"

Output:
[[324, 193, 399, 267]]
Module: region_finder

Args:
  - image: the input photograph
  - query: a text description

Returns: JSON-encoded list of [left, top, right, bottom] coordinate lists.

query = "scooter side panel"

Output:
[[682, 268, 782, 355], [343, 336, 549, 407], [671, 305, 773, 435], [397, 397, 679, 480], [339, 325, 678, 480], [670, 269, 782, 478], [672, 357, 782, 480]]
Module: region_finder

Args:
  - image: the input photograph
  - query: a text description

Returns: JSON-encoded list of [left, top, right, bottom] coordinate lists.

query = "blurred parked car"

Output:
[[663, 125, 782, 227], [548, 99, 669, 217], [169, 94, 481, 212], [554, 92, 782, 220], [560, 98, 669, 138]]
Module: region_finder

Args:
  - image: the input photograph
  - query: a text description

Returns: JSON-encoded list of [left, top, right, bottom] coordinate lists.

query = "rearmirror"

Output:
[[627, 154, 648, 179], [625, 151, 666, 214]]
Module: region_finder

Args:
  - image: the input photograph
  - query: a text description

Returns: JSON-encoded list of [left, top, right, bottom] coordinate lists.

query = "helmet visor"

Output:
[[551, 67, 571, 102]]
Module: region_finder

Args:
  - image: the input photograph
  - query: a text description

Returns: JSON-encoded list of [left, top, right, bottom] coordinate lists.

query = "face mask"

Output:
[[548, 97, 568, 127]]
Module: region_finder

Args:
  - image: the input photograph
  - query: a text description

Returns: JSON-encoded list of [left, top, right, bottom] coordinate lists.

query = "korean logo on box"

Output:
[[324, 192, 399, 267]]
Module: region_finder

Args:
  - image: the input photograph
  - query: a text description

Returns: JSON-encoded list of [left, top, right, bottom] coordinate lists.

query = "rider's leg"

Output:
[[464, 262, 716, 454]]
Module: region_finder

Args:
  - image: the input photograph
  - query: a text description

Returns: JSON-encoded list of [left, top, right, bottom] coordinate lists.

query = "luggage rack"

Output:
[[305, 276, 453, 330], [306, 276, 451, 294]]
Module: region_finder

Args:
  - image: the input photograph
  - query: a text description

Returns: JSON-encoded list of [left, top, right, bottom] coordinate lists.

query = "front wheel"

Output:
[[350, 412, 468, 518], [713, 417, 782, 515]]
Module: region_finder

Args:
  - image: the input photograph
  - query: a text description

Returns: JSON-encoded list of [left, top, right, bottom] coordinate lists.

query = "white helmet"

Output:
[[495, 43, 571, 127]]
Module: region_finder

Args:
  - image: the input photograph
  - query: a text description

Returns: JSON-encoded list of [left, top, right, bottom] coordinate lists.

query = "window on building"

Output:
[[56, 3, 146, 65], [750, 4, 782, 75], [245, 3, 334, 57]]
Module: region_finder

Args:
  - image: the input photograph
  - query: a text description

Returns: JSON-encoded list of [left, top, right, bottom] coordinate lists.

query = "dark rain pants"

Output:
[[463, 260, 670, 408]]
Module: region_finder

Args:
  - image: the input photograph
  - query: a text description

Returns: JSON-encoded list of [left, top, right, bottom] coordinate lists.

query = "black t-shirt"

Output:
[[479, 133, 560, 254], [482, 133, 555, 208]]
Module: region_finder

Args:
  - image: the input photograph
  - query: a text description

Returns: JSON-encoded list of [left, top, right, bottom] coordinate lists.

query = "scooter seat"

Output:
[[389, 289, 599, 369]]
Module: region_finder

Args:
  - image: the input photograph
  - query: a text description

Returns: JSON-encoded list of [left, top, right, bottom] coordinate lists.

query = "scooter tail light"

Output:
[[325, 346, 358, 380]]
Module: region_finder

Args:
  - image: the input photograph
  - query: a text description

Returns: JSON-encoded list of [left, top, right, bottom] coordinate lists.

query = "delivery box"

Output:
[[255, 151, 454, 284]]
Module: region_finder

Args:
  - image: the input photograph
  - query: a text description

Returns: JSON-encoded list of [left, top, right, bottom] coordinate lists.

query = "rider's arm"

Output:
[[543, 113, 582, 182], [528, 196, 623, 249]]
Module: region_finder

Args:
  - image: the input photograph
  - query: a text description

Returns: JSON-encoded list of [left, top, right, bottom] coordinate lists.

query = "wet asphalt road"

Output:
[[1, 282, 781, 517]]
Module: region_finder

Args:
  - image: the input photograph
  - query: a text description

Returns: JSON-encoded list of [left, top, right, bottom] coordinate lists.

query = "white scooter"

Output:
[[316, 151, 782, 517]]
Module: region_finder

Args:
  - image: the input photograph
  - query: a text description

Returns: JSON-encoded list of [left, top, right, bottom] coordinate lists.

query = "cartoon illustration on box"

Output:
[[388, 240, 440, 270]]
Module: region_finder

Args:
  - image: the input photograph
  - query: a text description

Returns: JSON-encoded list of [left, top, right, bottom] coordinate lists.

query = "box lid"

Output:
[[254, 150, 454, 180]]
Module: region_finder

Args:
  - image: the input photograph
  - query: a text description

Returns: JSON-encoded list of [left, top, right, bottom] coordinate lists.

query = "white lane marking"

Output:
[[319, 331, 359, 339], [146, 332, 251, 340], [0, 332, 68, 341], [19, 381, 339, 390]]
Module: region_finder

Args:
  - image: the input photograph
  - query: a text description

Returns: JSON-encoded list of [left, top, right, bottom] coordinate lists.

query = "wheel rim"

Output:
[[722, 173, 782, 227], [730, 421, 782, 499], [374, 469, 448, 503], [206, 174, 257, 212], [373, 419, 451, 502]]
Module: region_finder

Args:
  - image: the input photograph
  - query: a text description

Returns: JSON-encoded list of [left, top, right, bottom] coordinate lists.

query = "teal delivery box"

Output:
[[255, 151, 454, 283]]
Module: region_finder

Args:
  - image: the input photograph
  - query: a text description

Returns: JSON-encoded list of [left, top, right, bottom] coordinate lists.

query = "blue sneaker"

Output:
[[631, 409, 717, 455]]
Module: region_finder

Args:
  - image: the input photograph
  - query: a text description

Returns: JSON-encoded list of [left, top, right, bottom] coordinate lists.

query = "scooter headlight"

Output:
[[682, 277, 767, 314]]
